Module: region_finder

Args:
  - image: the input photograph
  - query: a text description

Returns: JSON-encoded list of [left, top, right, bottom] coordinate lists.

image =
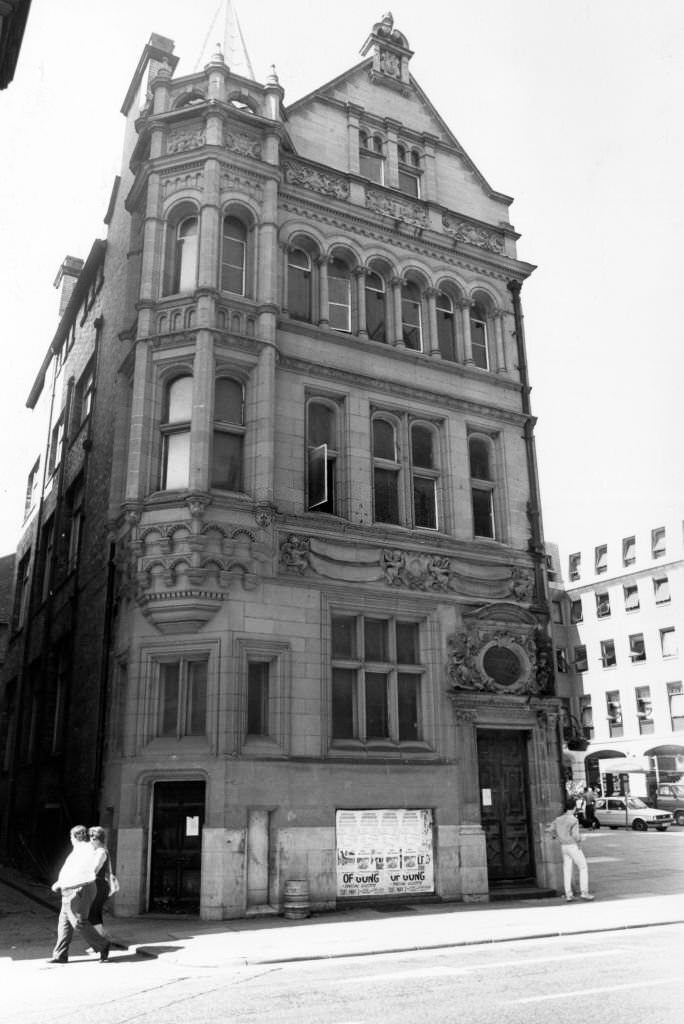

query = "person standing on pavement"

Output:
[[48, 824, 111, 964], [583, 786, 597, 827], [86, 826, 126, 952], [547, 797, 595, 902]]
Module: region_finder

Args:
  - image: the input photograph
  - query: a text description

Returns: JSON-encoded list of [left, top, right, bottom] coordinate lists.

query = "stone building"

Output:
[[1, 11, 563, 915]]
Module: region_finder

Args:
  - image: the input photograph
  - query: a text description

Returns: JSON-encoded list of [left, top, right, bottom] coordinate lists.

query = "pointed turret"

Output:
[[195, 0, 255, 79]]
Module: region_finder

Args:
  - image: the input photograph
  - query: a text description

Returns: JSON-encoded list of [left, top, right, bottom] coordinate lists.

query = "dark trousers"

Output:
[[53, 882, 109, 960]]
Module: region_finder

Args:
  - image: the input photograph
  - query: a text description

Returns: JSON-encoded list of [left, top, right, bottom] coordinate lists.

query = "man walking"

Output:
[[548, 797, 595, 902], [48, 824, 111, 964]]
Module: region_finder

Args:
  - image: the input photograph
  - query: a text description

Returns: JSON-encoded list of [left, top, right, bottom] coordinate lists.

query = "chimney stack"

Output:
[[53, 256, 84, 318]]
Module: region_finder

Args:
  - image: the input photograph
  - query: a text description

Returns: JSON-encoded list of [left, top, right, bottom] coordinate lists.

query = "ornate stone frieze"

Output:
[[219, 164, 264, 201], [446, 604, 553, 698], [442, 214, 505, 254], [282, 160, 350, 200], [161, 167, 203, 199], [223, 129, 262, 160], [167, 125, 206, 154], [366, 188, 428, 227]]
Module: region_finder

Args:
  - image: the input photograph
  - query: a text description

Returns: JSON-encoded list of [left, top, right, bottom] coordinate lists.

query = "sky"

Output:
[[1, 0, 682, 555]]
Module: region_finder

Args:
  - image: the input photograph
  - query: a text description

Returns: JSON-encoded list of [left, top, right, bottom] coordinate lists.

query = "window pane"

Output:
[[176, 217, 198, 293], [328, 261, 351, 331], [471, 317, 488, 369], [396, 622, 419, 664], [166, 377, 193, 423], [188, 661, 207, 736], [288, 255, 312, 322], [437, 309, 456, 361], [308, 444, 328, 509], [211, 432, 243, 491], [654, 576, 670, 604], [469, 438, 490, 479], [413, 476, 436, 529], [374, 468, 399, 524], [332, 668, 355, 738], [221, 217, 246, 294], [366, 273, 386, 342], [411, 425, 433, 468], [397, 674, 419, 741], [570, 599, 583, 623], [309, 403, 335, 447], [365, 673, 389, 739], [398, 169, 419, 197], [373, 419, 396, 460], [364, 619, 388, 662], [661, 629, 677, 658], [160, 663, 180, 736], [359, 151, 383, 183], [472, 488, 494, 538], [247, 662, 269, 735], [401, 283, 422, 349], [332, 617, 356, 659], [215, 379, 243, 424], [163, 431, 190, 489]]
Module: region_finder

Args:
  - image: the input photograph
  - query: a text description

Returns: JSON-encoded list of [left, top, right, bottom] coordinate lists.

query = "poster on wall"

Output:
[[336, 808, 434, 898]]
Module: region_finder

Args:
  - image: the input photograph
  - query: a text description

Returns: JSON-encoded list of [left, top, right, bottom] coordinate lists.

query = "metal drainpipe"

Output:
[[507, 279, 548, 613], [92, 542, 116, 822]]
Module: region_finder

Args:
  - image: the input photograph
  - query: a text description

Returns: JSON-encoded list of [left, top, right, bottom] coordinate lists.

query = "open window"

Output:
[[163, 204, 199, 296], [328, 258, 352, 331], [469, 435, 496, 539], [359, 130, 384, 184], [211, 377, 244, 491], [221, 216, 248, 295], [365, 269, 387, 342], [161, 375, 192, 490], [436, 291, 456, 361], [288, 247, 313, 322], [470, 299, 490, 369], [307, 399, 338, 514], [401, 280, 423, 350]]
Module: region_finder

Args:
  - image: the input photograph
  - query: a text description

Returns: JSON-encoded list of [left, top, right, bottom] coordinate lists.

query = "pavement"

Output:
[[2, 831, 684, 969]]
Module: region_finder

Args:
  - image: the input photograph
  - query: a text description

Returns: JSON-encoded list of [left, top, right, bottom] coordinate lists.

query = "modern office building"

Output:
[[548, 515, 684, 799], [1, 10, 563, 916]]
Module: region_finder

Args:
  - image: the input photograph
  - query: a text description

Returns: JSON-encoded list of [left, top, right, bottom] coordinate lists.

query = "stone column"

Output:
[[253, 343, 276, 505], [138, 173, 163, 336], [384, 118, 401, 188], [426, 287, 440, 356], [317, 256, 330, 326], [346, 103, 363, 174], [421, 133, 438, 202], [280, 245, 290, 316], [355, 267, 368, 338], [189, 330, 213, 492], [125, 341, 154, 501], [198, 157, 220, 293], [493, 311, 508, 374], [391, 277, 404, 346], [459, 299, 474, 364], [258, 172, 280, 306]]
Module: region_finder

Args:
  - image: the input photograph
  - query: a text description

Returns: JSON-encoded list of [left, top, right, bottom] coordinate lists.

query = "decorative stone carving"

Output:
[[452, 707, 479, 724], [442, 214, 505, 254], [366, 189, 427, 227], [282, 160, 350, 200], [378, 49, 400, 78], [223, 129, 262, 160], [279, 534, 311, 574], [254, 503, 276, 528], [161, 168, 203, 198], [446, 604, 554, 698], [509, 566, 534, 603], [219, 165, 264, 201], [167, 126, 206, 154]]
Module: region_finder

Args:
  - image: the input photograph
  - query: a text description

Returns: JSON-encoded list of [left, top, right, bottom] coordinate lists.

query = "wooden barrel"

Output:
[[283, 879, 310, 919]]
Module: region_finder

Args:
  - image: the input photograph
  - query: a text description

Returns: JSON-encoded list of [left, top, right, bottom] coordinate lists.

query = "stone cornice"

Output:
[[276, 351, 526, 421]]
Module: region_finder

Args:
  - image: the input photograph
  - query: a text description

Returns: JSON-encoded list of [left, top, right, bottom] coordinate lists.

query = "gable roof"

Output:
[[285, 57, 512, 205]]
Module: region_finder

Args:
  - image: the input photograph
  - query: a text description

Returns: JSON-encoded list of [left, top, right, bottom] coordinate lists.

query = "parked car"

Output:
[[653, 783, 684, 827], [594, 796, 672, 831]]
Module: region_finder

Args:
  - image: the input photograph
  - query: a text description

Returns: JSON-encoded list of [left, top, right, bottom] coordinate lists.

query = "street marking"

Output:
[[509, 977, 677, 1004], [586, 856, 621, 862]]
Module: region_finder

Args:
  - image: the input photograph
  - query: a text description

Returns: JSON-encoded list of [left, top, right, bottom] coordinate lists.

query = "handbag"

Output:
[[108, 873, 120, 896]]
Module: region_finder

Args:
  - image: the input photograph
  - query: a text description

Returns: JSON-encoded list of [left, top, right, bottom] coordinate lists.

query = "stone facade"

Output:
[[0, 14, 563, 912]]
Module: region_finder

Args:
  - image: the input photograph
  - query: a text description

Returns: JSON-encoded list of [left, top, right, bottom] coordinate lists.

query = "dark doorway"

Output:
[[149, 780, 205, 913], [477, 729, 533, 883]]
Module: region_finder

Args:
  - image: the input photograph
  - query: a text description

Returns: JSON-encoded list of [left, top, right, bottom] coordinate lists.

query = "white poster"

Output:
[[336, 808, 434, 898]]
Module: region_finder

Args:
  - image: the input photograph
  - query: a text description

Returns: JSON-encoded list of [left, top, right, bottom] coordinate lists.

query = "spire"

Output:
[[195, 1, 255, 79]]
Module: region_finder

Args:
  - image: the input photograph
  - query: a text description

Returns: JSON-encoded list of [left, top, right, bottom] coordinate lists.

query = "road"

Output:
[[2, 828, 684, 1023]]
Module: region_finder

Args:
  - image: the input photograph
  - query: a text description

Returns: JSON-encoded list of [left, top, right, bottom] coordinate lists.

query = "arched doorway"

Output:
[[584, 749, 625, 793]]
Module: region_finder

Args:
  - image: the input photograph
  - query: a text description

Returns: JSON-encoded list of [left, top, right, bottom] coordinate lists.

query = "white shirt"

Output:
[[55, 841, 98, 890]]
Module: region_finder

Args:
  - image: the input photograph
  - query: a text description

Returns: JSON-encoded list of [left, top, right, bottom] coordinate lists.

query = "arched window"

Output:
[[436, 292, 456, 361], [221, 216, 247, 294], [328, 258, 352, 332], [288, 248, 312, 322], [365, 270, 386, 342], [307, 400, 338, 514], [163, 215, 198, 296], [211, 377, 244, 491], [411, 424, 438, 529], [372, 418, 400, 524], [359, 131, 384, 184], [161, 376, 193, 489], [401, 281, 422, 350], [470, 301, 489, 369], [469, 436, 495, 539]]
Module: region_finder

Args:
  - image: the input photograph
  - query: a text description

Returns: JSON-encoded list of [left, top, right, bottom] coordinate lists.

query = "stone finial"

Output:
[[266, 64, 280, 86]]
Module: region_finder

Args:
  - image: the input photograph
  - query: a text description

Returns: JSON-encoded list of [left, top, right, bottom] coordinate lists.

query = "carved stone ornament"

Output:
[[279, 534, 311, 574], [378, 49, 401, 78], [366, 189, 427, 228], [282, 160, 350, 200], [509, 566, 535, 603], [119, 517, 269, 632], [220, 166, 263, 201], [167, 126, 206, 154], [223, 129, 262, 160], [162, 168, 203, 199], [446, 605, 554, 698], [442, 214, 505, 254], [254, 503, 276, 528]]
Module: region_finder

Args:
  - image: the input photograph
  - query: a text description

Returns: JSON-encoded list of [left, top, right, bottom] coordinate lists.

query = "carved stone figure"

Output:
[[280, 534, 311, 574], [510, 567, 534, 603]]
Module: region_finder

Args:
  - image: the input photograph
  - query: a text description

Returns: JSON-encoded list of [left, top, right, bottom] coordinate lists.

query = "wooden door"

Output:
[[150, 780, 205, 913], [477, 730, 533, 882]]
